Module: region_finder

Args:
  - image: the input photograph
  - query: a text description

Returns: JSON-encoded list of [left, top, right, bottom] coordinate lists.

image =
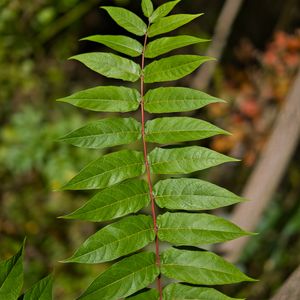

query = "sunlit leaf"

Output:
[[23, 274, 53, 300], [142, 0, 153, 18], [78, 252, 159, 300], [150, 0, 181, 23]]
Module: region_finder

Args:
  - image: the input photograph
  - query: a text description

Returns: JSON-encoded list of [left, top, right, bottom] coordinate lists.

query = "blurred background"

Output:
[[0, 0, 300, 299]]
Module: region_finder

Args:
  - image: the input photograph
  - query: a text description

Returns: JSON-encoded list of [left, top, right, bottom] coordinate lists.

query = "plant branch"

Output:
[[140, 25, 163, 299]]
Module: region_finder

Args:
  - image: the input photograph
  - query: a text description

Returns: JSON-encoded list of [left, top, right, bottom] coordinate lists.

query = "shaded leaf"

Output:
[[127, 289, 159, 300], [62, 150, 145, 190], [144, 55, 214, 83], [60, 117, 142, 149], [145, 117, 228, 144], [142, 0, 153, 18], [70, 52, 141, 82], [64, 215, 155, 264], [0, 242, 24, 300], [150, 0, 181, 23], [82, 35, 143, 57], [144, 87, 224, 113], [63, 179, 150, 222], [23, 274, 53, 300], [145, 35, 209, 58], [157, 212, 251, 246], [78, 252, 159, 300], [154, 178, 244, 211], [163, 283, 242, 300], [161, 248, 255, 285], [57, 86, 140, 113], [102, 6, 147, 36], [148, 14, 203, 37], [149, 146, 238, 175]]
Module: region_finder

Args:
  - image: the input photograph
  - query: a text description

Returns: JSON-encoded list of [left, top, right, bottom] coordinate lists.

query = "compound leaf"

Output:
[[154, 178, 244, 211], [142, 0, 153, 18], [148, 14, 203, 37], [70, 52, 141, 82], [62, 150, 145, 190], [145, 117, 228, 144], [63, 179, 150, 222], [78, 252, 159, 300], [144, 87, 224, 113], [57, 86, 140, 113], [145, 35, 209, 58], [82, 35, 143, 57], [0, 243, 24, 300], [127, 289, 159, 300], [149, 146, 238, 175], [23, 274, 53, 300], [102, 6, 147, 36], [150, 0, 181, 23], [163, 283, 242, 300], [64, 215, 155, 264], [161, 248, 255, 285], [60, 117, 142, 149], [144, 55, 214, 83], [157, 212, 251, 246]]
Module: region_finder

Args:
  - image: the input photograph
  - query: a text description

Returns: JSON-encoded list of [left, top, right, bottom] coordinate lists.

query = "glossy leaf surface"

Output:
[[102, 6, 147, 36], [64, 215, 155, 264], [0, 243, 23, 300], [142, 0, 153, 17], [144, 55, 213, 83], [144, 87, 223, 113], [163, 283, 242, 300], [145, 35, 209, 58], [154, 178, 244, 210], [150, 0, 181, 23], [63, 179, 150, 222], [57, 86, 140, 112], [71, 52, 141, 82], [149, 146, 238, 175], [161, 248, 255, 285], [23, 275, 53, 300], [157, 212, 250, 246], [148, 14, 203, 37], [82, 35, 143, 57], [78, 252, 159, 300], [60, 117, 142, 149], [62, 150, 145, 190], [145, 117, 228, 144]]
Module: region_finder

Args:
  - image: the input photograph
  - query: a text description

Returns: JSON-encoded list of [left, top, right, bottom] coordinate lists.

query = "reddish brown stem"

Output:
[[140, 29, 163, 299]]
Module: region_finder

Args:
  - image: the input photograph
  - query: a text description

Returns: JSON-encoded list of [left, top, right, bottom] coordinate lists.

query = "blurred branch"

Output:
[[191, 0, 244, 90], [271, 265, 300, 300], [219, 68, 300, 262]]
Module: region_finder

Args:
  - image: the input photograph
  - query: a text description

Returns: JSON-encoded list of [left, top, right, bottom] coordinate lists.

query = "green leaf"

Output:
[[157, 212, 251, 246], [70, 52, 141, 82], [149, 146, 238, 175], [23, 274, 53, 300], [62, 150, 145, 190], [63, 215, 155, 264], [144, 55, 214, 83], [144, 87, 224, 113], [163, 283, 242, 300], [145, 35, 209, 58], [82, 35, 143, 57], [57, 86, 140, 113], [154, 178, 244, 211], [78, 252, 159, 300], [63, 179, 150, 222], [0, 243, 24, 300], [60, 117, 142, 149], [102, 6, 147, 36], [148, 14, 203, 37], [127, 289, 159, 300], [161, 248, 255, 285], [150, 0, 181, 23], [145, 117, 228, 144], [142, 0, 153, 18]]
